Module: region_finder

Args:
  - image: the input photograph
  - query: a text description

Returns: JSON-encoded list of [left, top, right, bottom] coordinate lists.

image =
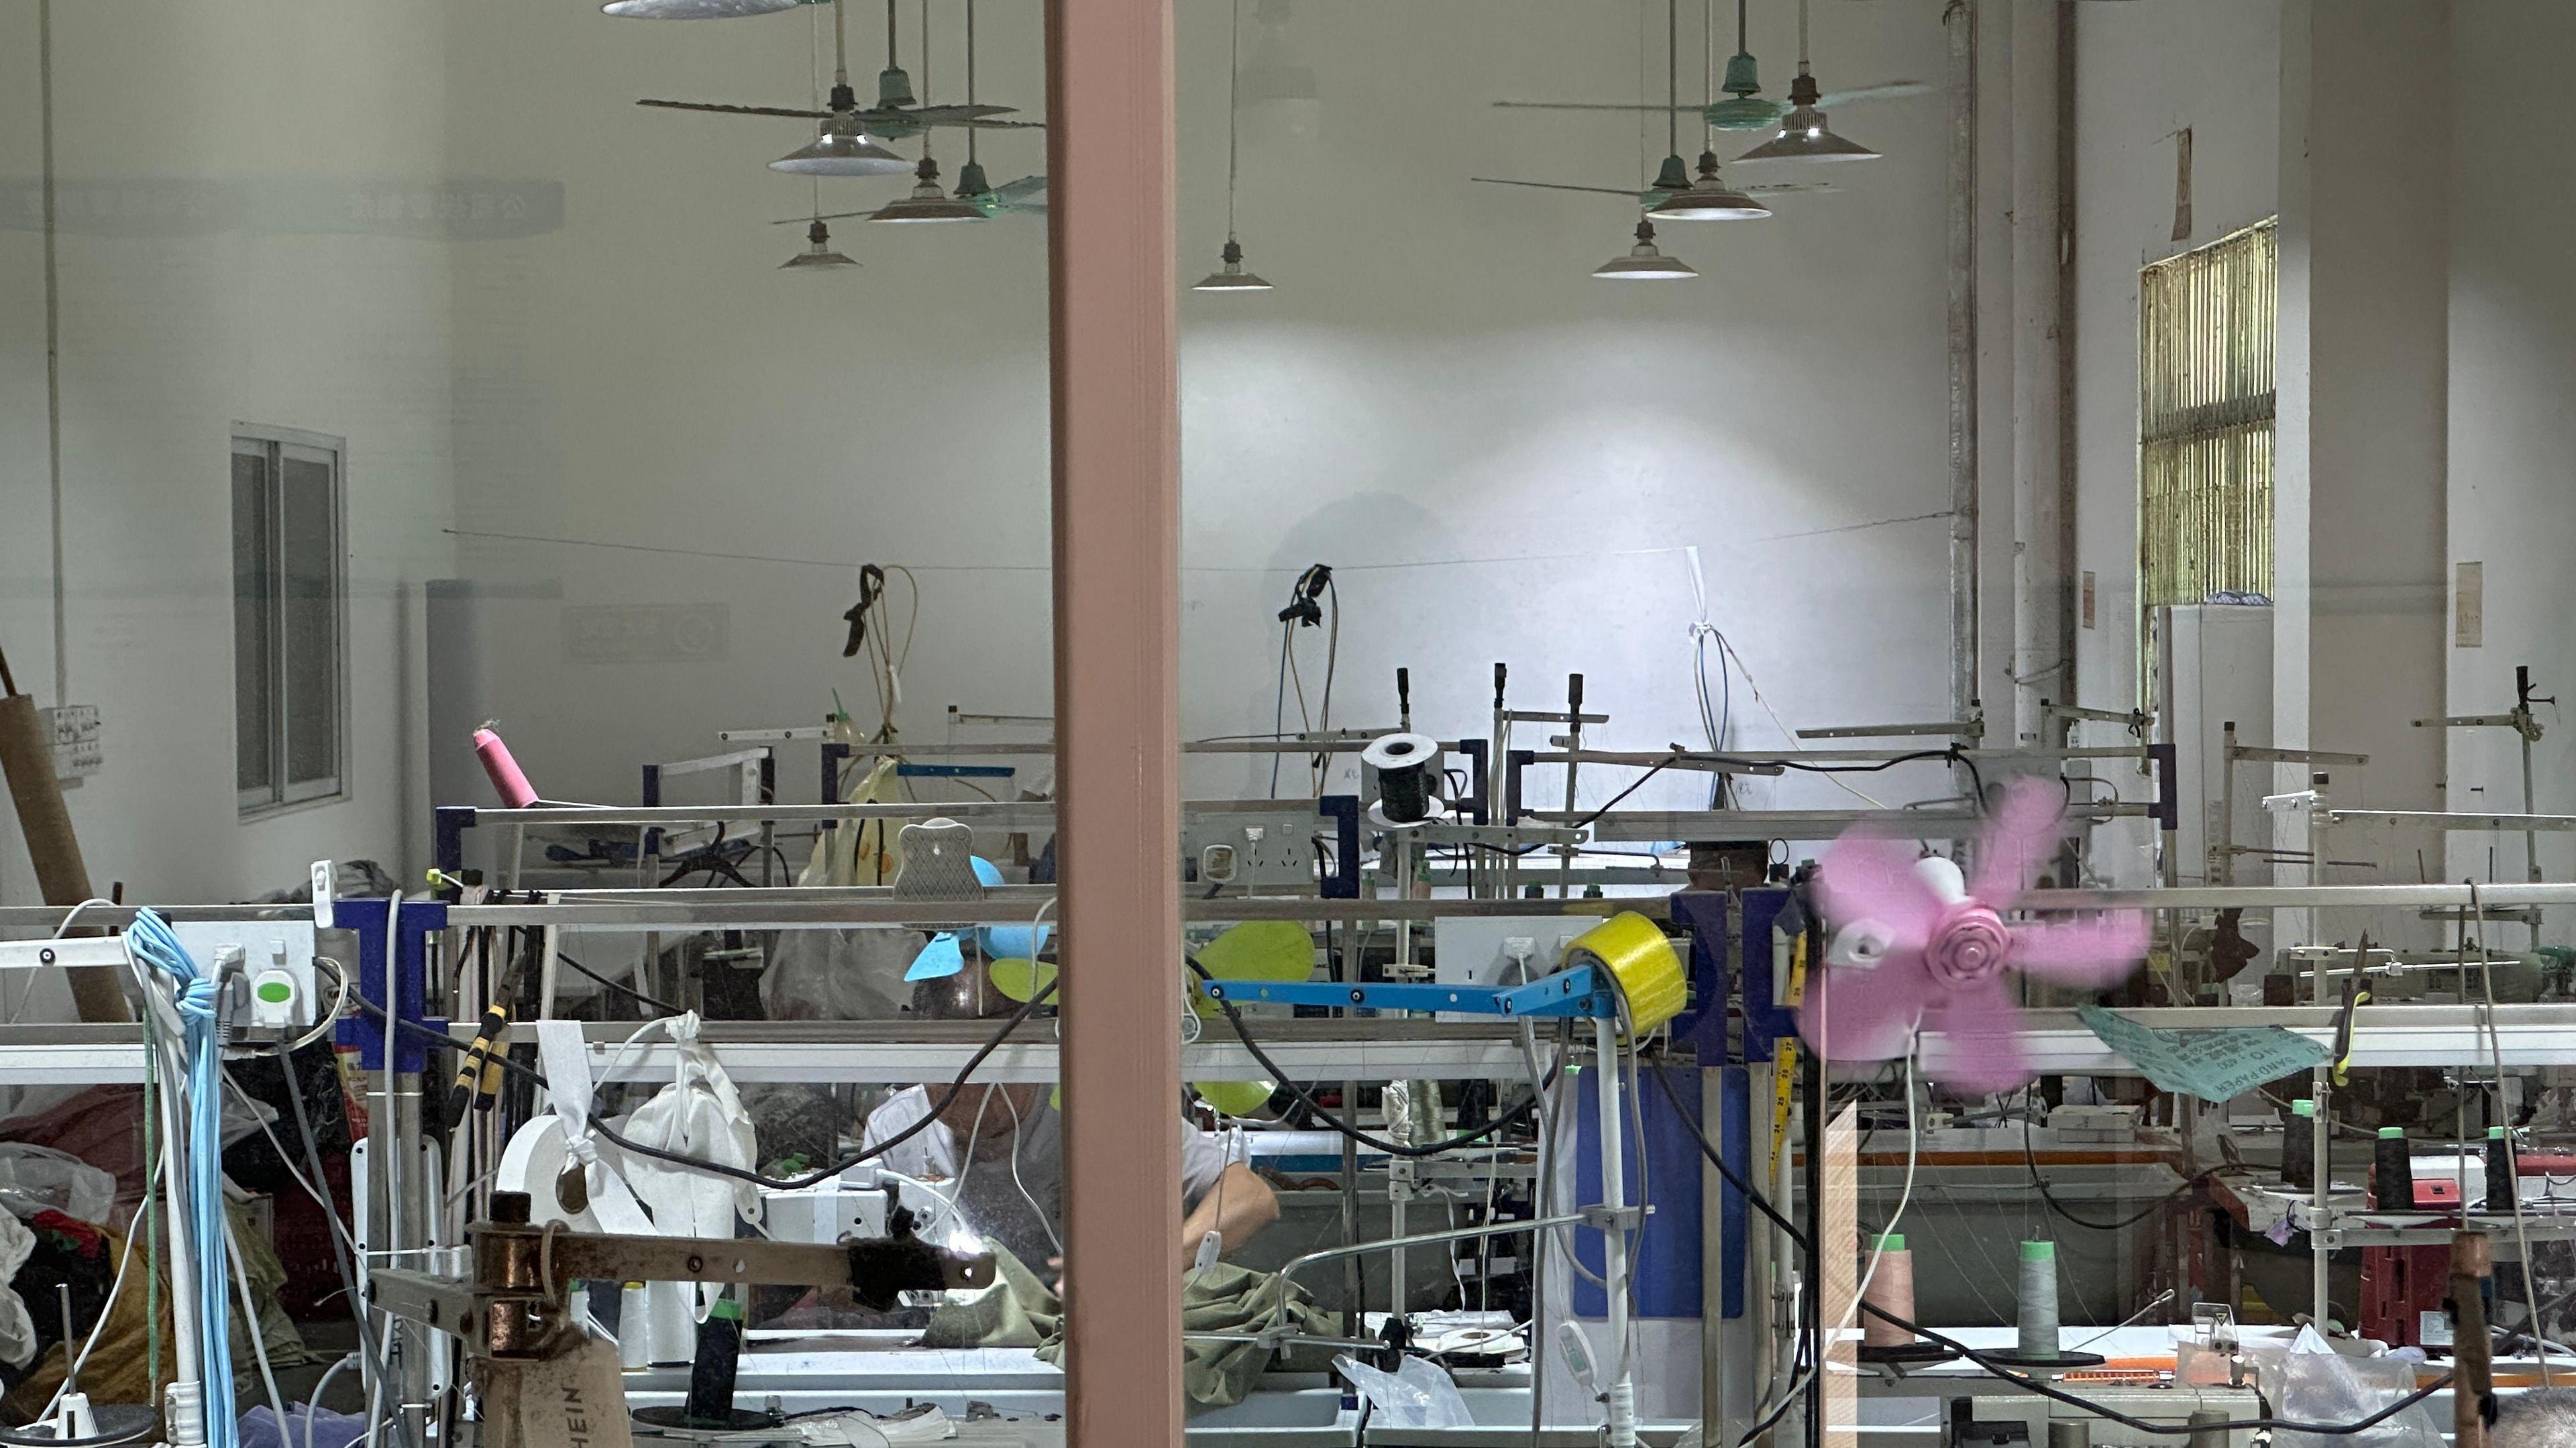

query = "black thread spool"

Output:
[[1363, 732, 1440, 824], [2373, 1126, 2414, 1210], [2282, 1097, 2316, 1192], [2487, 1125, 2517, 1213]]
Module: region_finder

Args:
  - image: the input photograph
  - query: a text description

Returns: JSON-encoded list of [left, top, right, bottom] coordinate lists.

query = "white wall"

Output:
[[2444, 1, 2576, 896], [429, 0, 1973, 843], [0, 0, 456, 913], [2067, 0, 2279, 887]]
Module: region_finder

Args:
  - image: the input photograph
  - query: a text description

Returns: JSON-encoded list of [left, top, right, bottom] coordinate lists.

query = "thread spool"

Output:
[[2282, 1097, 2316, 1191], [1860, 1234, 1915, 1349], [618, 1283, 652, 1369], [1362, 732, 1441, 825], [2487, 1125, 2517, 1213], [472, 725, 541, 808], [2374, 1126, 2415, 1211], [2015, 1241, 2062, 1361]]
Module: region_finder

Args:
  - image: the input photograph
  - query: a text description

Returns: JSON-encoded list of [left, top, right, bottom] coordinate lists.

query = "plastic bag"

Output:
[[239, 1404, 369, 1448], [1334, 1353, 1474, 1431], [759, 928, 923, 1021], [0, 1143, 115, 1224], [2264, 1327, 2444, 1448]]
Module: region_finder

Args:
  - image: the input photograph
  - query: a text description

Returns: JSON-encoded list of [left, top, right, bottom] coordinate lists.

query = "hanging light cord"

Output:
[[965, 0, 978, 168], [918, 0, 934, 160], [1223, 0, 1244, 242], [1796, 0, 1812, 76], [1665, 0, 1679, 162], [808, 1, 824, 219]]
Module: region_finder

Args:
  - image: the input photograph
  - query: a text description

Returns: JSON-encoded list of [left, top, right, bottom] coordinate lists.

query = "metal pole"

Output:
[[2219, 722, 2237, 887], [1944, 0, 1980, 732], [1595, 1016, 1639, 1448], [1559, 675, 1585, 899], [2308, 776, 2332, 1329], [1046, 0, 1183, 1437]]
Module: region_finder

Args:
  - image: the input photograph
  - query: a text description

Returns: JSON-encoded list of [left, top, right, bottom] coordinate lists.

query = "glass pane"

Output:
[[231, 446, 275, 799], [280, 450, 340, 789]]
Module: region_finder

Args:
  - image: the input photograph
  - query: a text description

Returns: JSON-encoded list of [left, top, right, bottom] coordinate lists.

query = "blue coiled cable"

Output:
[[130, 909, 238, 1447]]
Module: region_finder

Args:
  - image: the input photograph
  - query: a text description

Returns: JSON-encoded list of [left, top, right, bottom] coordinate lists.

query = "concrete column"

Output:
[[2274, 0, 2448, 934], [1046, 0, 1185, 1442]]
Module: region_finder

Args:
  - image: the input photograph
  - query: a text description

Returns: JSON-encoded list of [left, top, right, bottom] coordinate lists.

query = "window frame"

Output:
[[2135, 217, 2278, 704], [231, 424, 350, 818]]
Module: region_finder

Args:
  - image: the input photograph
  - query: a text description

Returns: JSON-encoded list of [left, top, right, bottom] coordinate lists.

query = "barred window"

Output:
[[2139, 219, 2277, 691]]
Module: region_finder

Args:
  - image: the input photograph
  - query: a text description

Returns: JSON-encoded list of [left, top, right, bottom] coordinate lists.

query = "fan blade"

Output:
[[953, 117, 1046, 130], [1491, 101, 1702, 113], [1739, 182, 1837, 196], [637, 98, 832, 119], [770, 211, 876, 225], [1919, 974, 2034, 1093], [1801, 950, 1935, 1064], [1815, 833, 1945, 943], [908, 103, 1023, 121], [1966, 775, 2069, 908], [991, 175, 1049, 200], [1813, 80, 1932, 107], [1470, 176, 1652, 200], [2008, 914, 2149, 988]]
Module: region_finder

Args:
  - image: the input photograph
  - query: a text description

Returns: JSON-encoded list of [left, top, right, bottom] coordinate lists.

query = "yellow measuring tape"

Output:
[[1768, 932, 1810, 1180]]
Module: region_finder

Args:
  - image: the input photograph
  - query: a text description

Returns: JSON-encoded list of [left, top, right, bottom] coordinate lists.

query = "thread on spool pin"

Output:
[[2282, 1097, 2316, 1191], [2487, 1125, 2516, 1212], [1860, 1233, 1915, 1348], [2016, 1240, 2061, 1361], [1362, 732, 1440, 824], [472, 724, 541, 808], [2375, 1126, 2415, 1210]]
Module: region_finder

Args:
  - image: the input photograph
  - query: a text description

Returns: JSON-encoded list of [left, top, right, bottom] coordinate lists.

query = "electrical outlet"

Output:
[[38, 706, 100, 785]]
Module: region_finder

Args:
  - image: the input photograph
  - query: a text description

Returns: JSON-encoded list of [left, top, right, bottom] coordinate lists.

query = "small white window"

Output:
[[232, 427, 346, 814]]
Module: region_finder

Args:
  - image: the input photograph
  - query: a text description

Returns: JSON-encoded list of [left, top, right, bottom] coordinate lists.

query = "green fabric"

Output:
[[922, 1244, 1340, 1408]]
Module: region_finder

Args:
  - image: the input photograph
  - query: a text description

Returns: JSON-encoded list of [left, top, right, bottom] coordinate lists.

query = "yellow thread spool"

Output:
[[1566, 911, 1686, 1034]]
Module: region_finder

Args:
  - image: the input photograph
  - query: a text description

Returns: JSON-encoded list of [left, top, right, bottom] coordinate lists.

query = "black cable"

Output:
[[1642, 1053, 2447, 1438], [2021, 1086, 2221, 1230], [274, 1040, 416, 1448], [556, 952, 684, 1017], [1856, 1300, 2453, 1436], [350, 979, 1057, 1191], [1644, 1054, 1809, 1248], [1185, 958, 1546, 1158]]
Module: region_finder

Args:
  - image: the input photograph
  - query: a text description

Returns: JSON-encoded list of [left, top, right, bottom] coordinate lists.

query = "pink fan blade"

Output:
[[2008, 913, 2151, 988], [1920, 974, 2033, 1093], [1815, 834, 1943, 945], [1800, 950, 1936, 1064], [1966, 777, 2069, 908]]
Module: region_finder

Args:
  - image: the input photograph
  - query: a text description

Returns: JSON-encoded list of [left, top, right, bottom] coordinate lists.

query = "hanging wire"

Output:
[[1665, 0, 1680, 164], [1224, 0, 1244, 241], [808, 1, 824, 219], [965, 0, 978, 171], [918, 0, 934, 160], [1796, 0, 1812, 76]]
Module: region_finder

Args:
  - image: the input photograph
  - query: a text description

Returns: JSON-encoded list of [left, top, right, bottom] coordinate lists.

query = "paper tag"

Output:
[[2078, 1005, 2333, 1102], [474, 1337, 635, 1448]]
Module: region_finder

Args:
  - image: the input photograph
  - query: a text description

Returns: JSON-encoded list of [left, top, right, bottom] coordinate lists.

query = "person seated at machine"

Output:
[[859, 955, 1281, 1282]]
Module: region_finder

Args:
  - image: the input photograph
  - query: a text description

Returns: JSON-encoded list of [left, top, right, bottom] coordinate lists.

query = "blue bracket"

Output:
[[334, 898, 451, 1074], [1199, 963, 1617, 1019], [434, 805, 476, 884], [1737, 887, 1799, 1064], [1455, 740, 1489, 824], [2149, 741, 2179, 832], [1316, 795, 1361, 899], [820, 742, 853, 827], [1665, 891, 1729, 1062], [897, 763, 1016, 780]]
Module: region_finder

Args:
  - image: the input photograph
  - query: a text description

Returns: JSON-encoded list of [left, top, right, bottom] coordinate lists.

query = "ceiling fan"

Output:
[[1492, 0, 1925, 135], [638, 0, 1041, 146], [775, 174, 1044, 226], [1480, 0, 1831, 221]]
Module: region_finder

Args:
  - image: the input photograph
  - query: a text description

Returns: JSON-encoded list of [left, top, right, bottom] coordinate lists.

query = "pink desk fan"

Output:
[[1801, 777, 2149, 1094]]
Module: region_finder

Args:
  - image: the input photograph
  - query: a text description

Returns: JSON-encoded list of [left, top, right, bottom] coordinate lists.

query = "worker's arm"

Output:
[[1180, 1162, 1279, 1265]]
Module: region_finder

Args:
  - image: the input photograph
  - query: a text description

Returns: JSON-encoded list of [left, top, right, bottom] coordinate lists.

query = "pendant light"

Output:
[[1648, 0, 1768, 221], [871, 0, 985, 221], [772, 0, 910, 175], [1735, 0, 1879, 162], [604, 0, 796, 17], [951, 0, 995, 211], [1193, 0, 1273, 292], [1593, 219, 1697, 280], [782, 218, 859, 269]]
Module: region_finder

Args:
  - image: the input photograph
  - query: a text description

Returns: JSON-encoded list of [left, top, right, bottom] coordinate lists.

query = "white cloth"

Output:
[[859, 1087, 1239, 1266], [0, 1208, 37, 1369]]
